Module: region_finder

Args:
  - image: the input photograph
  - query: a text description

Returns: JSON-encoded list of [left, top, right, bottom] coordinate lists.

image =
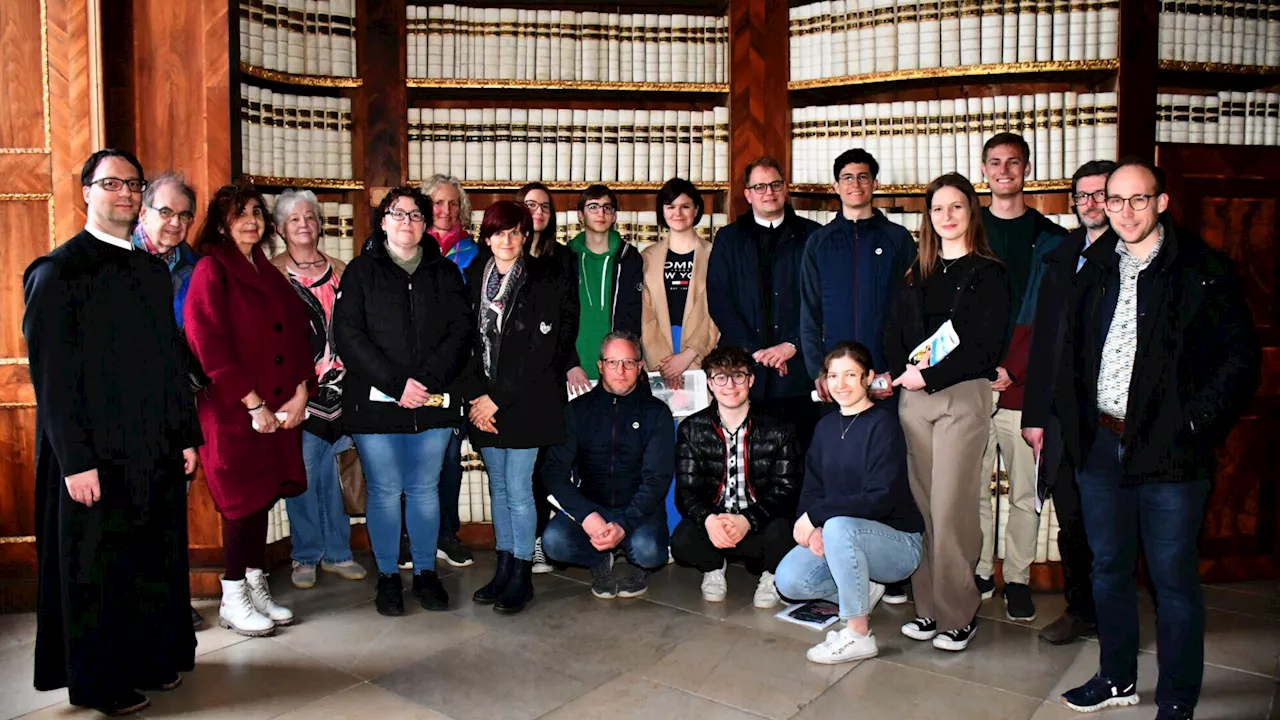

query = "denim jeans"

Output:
[[1076, 426, 1211, 710], [479, 447, 539, 561], [285, 432, 354, 565], [542, 506, 670, 570], [774, 516, 923, 620], [439, 425, 464, 538], [354, 428, 452, 574]]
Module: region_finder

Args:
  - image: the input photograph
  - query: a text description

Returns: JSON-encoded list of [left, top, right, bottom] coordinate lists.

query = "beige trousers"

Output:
[[899, 378, 992, 632], [977, 406, 1040, 584]]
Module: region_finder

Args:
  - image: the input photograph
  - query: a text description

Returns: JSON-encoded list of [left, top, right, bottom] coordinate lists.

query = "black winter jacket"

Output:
[[333, 236, 474, 434], [1056, 217, 1259, 482], [1022, 227, 1087, 430], [541, 383, 675, 536], [675, 404, 803, 531], [463, 255, 579, 449]]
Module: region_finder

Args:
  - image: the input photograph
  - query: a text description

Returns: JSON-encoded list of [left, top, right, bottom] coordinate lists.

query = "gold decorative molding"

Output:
[[240, 175, 364, 190], [0, 148, 51, 155], [1158, 61, 1280, 75], [0, 193, 53, 201], [40, 0, 51, 152], [790, 179, 1072, 195], [0, 536, 37, 543], [428, 180, 730, 192], [788, 60, 1120, 91], [239, 63, 363, 88], [407, 78, 729, 93], [0, 404, 36, 410], [0, 358, 30, 365]]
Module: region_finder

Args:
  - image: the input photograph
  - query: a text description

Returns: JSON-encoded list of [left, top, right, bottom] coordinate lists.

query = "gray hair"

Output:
[[273, 188, 323, 235], [419, 173, 472, 225], [599, 330, 641, 360], [141, 171, 196, 211]]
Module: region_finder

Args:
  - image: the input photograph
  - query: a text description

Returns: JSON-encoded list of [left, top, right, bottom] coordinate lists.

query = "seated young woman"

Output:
[[773, 341, 924, 665]]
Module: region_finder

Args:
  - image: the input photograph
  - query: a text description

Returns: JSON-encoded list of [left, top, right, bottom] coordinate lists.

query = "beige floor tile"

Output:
[[792, 659, 1043, 720], [724, 592, 922, 648], [640, 563, 759, 620], [14, 702, 100, 720], [1137, 601, 1280, 676], [271, 682, 452, 720], [0, 643, 67, 720], [976, 590, 1071, 632], [539, 674, 769, 720], [192, 620, 254, 659], [637, 623, 855, 720], [434, 565, 592, 630], [0, 613, 37, 653], [259, 561, 379, 621], [1202, 583, 1280, 620]]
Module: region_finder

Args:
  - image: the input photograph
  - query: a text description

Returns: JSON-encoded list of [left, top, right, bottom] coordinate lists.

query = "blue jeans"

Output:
[[354, 428, 452, 574], [774, 516, 923, 620], [479, 447, 539, 561], [1076, 426, 1211, 710], [285, 432, 354, 565], [542, 506, 670, 570], [439, 425, 464, 538]]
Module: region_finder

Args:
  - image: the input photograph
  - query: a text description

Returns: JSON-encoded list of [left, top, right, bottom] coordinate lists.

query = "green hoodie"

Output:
[[569, 230, 622, 380]]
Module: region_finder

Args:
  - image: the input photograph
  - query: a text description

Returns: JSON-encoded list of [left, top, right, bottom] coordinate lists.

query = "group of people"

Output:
[[24, 132, 1258, 720]]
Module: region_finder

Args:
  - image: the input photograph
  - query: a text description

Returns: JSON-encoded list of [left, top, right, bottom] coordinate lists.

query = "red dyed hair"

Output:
[[478, 200, 534, 245]]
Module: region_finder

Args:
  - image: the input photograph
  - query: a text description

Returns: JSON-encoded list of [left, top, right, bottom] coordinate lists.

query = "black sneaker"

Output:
[[882, 581, 909, 605], [975, 574, 996, 600], [590, 556, 616, 599], [1003, 582, 1037, 622], [616, 565, 650, 598], [436, 534, 475, 567], [397, 533, 413, 570], [1061, 674, 1139, 713], [1156, 704, 1194, 720], [375, 573, 405, 617], [932, 618, 978, 651], [412, 570, 450, 611], [900, 616, 937, 641], [90, 691, 151, 717]]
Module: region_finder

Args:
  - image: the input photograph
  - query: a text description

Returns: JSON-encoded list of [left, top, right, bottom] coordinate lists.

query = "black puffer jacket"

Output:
[[675, 404, 803, 531], [333, 236, 474, 434]]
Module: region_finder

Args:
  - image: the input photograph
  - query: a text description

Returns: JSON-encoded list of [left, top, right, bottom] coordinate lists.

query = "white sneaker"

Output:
[[245, 568, 295, 626], [701, 565, 728, 602], [532, 537, 554, 574], [218, 578, 275, 637], [868, 581, 886, 614], [753, 571, 781, 609], [806, 626, 879, 664]]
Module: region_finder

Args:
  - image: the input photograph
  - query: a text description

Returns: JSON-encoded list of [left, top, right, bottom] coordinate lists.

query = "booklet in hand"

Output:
[[909, 319, 960, 367]]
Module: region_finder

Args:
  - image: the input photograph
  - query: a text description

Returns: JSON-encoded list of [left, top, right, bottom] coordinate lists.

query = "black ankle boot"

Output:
[[412, 570, 449, 611], [495, 558, 534, 615], [473, 550, 515, 605], [375, 573, 405, 617]]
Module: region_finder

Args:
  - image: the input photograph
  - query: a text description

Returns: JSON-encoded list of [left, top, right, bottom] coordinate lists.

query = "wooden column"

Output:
[[361, 0, 407, 193], [727, 0, 790, 219], [1115, 0, 1159, 160]]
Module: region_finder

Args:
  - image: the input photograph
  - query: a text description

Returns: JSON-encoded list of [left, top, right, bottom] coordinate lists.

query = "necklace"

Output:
[[839, 409, 865, 440], [939, 256, 963, 274]]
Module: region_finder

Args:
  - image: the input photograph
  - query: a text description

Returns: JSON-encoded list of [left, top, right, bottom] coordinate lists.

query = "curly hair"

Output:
[[191, 183, 271, 254]]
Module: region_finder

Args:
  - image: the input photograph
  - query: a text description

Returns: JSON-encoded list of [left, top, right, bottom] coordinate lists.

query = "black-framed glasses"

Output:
[[584, 202, 616, 215], [709, 372, 750, 387], [601, 358, 640, 370], [746, 180, 785, 194], [1105, 194, 1153, 213], [1073, 190, 1108, 206], [524, 200, 552, 213], [387, 208, 426, 223], [148, 204, 195, 224], [92, 177, 147, 193], [838, 173, 874, 186]]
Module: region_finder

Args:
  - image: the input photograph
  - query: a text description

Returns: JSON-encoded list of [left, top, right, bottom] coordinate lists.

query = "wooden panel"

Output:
[[0, 154, 53, 193], [0, 407, 37, 539], [1115, 0, 1159, 160], [361, 0, 407, 188], [727, 0, 789, 218], [0, 201, 52, 358], [47, 0, 92, 241], [0, 0, 49, 149]]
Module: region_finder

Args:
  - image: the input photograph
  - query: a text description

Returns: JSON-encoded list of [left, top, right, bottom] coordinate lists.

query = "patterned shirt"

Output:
[[718, 421, 752, 512], [1096, 226, 1164, 419]]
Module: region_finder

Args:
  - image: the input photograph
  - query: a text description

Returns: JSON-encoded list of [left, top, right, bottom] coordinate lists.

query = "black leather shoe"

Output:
[[375, 573, 405, 617], [412, 570, 450, 611], [495, 558, 535, 615], [1039, 611, 1097, 645], [136, 674, 182, 692], [92, 691, 151, 717], [473, 551, 515, 605]]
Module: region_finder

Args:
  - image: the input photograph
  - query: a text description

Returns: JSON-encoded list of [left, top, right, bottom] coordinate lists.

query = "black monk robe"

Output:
[[23, 229, 203, 706]]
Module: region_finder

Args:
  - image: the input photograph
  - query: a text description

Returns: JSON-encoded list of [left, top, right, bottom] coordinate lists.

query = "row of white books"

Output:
[[791, 92, 1119, 186], [1158, 1, 1280, 66], [794, 208, 1080, 233], [407, 5, 728, 83], [237, 0, 358, 77], [1157, 92, 1280, 146], [260, 193, 357, 263], [462, 210, 732, 250], [790, 0, 1119, 81], [239, 85, 355, 180], [407, 107, 731, 185], [457, 438, 493, 524]]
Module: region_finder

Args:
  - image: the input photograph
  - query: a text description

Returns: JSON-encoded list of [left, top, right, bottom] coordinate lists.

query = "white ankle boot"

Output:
[[219, 578, 275, 637], [246, 568, 295, 625]]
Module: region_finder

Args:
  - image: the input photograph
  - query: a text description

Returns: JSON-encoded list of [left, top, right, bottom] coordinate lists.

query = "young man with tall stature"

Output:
[[975, 133, 1066, 622]]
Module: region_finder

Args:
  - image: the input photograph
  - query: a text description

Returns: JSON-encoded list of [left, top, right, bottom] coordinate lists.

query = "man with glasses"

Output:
[[542, 332, 675, 600], [708, 157, 821, 448], [25, 150, 202, 715], [1020, 159, 1116, 645], [1057, 159, 1258, 720], [974, 132, 1067, 622], [670, 346, 801, 609], [566, 185, 643, 384]]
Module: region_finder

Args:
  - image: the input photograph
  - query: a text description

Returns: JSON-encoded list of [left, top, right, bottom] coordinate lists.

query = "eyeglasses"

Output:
[[1105, 194, 1153, 212], [709, 372, 750, 387], [838, 173, 874, 187], [600, 358, 640, 371], [746, 180, 785, 195], [584, 202, 616, 215], [387, 208, 426, 223], [1073, 190, 1108, 206], [92, 177, 147, 193], [148, 205, 195, 224], [524, 200, 552, 213]]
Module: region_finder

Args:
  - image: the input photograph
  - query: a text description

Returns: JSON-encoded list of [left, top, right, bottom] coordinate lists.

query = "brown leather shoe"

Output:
[[1039, 612, 1097, 645]]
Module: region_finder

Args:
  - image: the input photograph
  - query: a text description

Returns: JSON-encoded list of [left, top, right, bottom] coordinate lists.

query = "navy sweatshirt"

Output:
[[797, 404, 924, 534]]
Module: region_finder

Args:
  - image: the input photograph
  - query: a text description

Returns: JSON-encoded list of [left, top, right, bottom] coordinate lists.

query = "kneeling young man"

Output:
[[672, 346, 802, 609]]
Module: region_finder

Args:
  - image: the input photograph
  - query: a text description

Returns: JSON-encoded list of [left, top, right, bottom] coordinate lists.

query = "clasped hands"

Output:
[[793, 512, 825, 557], [752, 342, 796, 378], [468, 394, 498, 434], [582, 512, 627, 551], [705, 513, 751, 549]]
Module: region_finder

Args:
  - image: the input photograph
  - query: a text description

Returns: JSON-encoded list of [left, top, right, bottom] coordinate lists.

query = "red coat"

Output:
[[184, 243, 316, 519]]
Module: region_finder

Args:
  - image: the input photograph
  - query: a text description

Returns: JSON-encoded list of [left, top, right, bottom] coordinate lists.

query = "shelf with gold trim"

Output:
[[239, 63, 363, 88], [413, 180, 730, 192], [407, 78, 729, 93], [1157, 60, 1280, 91], [789, 60, 1120, 94], [789, 179, 1072, 195], [240, 175, 364, 191]]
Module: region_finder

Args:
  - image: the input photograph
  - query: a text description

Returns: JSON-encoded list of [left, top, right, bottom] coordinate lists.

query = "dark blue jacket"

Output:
[[800, 210, 916, 377], [541, 382, 675, 536], [707, 205, 820, 399]]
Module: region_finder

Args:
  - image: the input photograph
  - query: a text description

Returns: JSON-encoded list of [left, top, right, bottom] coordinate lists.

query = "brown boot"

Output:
[[1039, 612, 1097, 645]]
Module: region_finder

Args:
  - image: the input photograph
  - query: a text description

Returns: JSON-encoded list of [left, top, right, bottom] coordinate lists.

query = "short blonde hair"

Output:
[[419, 173, 471, 226]]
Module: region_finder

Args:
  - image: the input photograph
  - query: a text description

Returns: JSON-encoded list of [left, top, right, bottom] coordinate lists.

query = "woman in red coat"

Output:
[[184, 184, 316, 637]]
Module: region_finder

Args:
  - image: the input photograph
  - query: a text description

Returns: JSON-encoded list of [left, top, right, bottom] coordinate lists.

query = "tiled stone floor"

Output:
[[2, 555, 1277, 720]]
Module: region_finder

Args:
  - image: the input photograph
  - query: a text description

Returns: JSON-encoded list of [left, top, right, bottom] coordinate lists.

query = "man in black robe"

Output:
[[23, 149, 202, 716]]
